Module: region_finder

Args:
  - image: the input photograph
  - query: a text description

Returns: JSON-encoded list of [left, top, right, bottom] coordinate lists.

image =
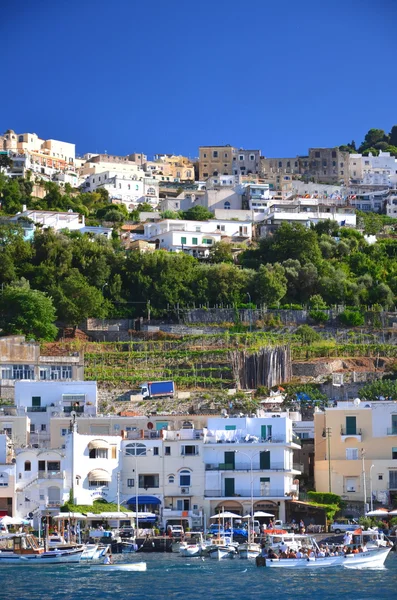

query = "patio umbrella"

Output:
[[254, 511, 274, 518], [210, 511, 240, 519], [388, 509, 397, 515], [365, 509, 389, 517], [0, 516, 29, 525]]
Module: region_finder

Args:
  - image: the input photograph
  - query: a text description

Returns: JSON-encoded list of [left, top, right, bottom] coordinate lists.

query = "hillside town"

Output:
[[0, 126, 397, 555]]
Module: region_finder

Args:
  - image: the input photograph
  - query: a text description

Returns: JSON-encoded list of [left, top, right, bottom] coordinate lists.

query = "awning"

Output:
[[127, 495, 161, 505], [88, 469, 111, 482], [88, 439, 110, 450]]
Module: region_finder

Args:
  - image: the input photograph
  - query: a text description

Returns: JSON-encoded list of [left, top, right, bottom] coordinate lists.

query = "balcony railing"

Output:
[[63, 406, 85, 414], [27, 407, 47, 413], [204, 488, 287, 498], [205, 462, 299, 472], [203, 435, 287, 445], [340, 428, 362, 436], [387, 427, 397, 436], [38, 471, 64, 480]]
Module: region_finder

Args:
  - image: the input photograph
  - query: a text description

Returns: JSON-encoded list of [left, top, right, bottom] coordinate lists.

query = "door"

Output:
[[224, 451, 235, 470], [224, 478, 235, 496], [261, 425, 272, 440], [346, 416, 356, 435], [392, 415, 397, 435], [260, 451, 270, 469], [260, 477, 270, 496], [38, 460, 45, 473]]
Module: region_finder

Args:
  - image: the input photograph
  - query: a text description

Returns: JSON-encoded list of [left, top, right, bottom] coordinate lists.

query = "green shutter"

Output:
[[224, 478, 235, 496], [260, 451, 270, 469], [181, 236, 187, 244], [346, 416, 356, 435], [224, 451, 235, 470], [32, 396, 41, 407], [192, 237, 198, 245]]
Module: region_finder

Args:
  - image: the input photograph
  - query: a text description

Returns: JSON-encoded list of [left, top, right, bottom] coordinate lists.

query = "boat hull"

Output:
[[265, 547, 392, 568], [0, 548, 84, 564]]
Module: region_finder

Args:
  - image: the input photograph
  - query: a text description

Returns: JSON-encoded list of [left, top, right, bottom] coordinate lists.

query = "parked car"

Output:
[[330, 519, 358, 534], [167, 525, 184, 537]]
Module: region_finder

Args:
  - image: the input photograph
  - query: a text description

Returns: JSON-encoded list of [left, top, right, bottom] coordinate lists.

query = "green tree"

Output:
[[0, 174, 23, 213], [296, 325, 321, 344], [208, 241, 234, 263], [260, 223, 322, 265], [0, 283, 57, 340], [0, 155, 13, 170], [51, 269, 107, 324], [254, 263, 287, 305], [183, 205, 213, 221], [389, 125, 397, 147], [360, 128, 386, 152]]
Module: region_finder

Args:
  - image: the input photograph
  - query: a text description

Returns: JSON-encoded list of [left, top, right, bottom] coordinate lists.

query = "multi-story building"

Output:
[[11, 209, 85, 231], [350, 151, 397, 188], [2, 130, 75, 165], [307, 147, 350, 185], [202, 416, 301, 522], [314, 400, 397, 510], [83, 171, 159, 209], [0, 434, 16, 517], [243, 183, 272, 213], [199, 145, 237, 180], [14, 380, 97, 444], [0, 406, 30, 447], [136, 218, 252, 256], [233, 150, 261, 177], [0, 336, 84, 399], [145, 155, 195, 182]]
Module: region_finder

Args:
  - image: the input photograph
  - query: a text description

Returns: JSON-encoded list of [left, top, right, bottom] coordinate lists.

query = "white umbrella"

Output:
[[365, 509, 389, 517], [388, 509, 397, 515], [210, 511, 240, 519], [254, 511, 274, 518], [0, 516, 29, 525]]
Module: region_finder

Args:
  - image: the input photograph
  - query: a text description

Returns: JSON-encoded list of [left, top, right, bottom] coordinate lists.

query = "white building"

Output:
[[202, 416, 301, 522], [14, 381, 97, 445], [83, 171, 159, 209], [138, 218, 252, 256], [15, 209, 85, 231], [350, 151, 397, 188]]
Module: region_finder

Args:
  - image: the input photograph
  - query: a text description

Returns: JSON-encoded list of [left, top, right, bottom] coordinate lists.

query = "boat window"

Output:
[[24, 461, 31, 472]]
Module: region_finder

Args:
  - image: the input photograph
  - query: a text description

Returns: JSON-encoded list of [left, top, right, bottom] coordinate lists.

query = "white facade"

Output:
[[202, 416, 301, 522], [83, 171, 159, 209], [14, 381, 97, 438], [17, 210, 85, 231], [350, 152, 397, 188]]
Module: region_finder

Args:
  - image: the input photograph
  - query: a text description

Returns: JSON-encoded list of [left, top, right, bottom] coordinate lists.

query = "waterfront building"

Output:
[[314, 400, 397, 509]]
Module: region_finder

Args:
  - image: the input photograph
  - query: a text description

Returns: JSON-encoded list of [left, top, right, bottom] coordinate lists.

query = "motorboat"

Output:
[[179, 533, 210, 557], [264, 545, 392, 568], [207, 537, 238, 560], [0, 533, 84, 564], [238, 542, 261, 559], [91, 562, 147, 571]]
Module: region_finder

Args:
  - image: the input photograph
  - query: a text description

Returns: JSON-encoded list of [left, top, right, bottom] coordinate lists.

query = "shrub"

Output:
[[307, 491, 342, 506], [309, 294, 328, 310], [296, 325, 321, 345], [339, 309, 365, 327], [309, 309, 329, 324]]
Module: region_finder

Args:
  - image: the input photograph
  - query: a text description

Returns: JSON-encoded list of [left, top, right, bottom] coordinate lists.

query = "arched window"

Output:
[[125, 443, 146, 456], [182, 421, 193, 429], [168, 475, 175, 484], [224, 201, 231, 210], [179, 469, 191, 487], [24, 461, 31, 472], [146, 187, 155, 196]]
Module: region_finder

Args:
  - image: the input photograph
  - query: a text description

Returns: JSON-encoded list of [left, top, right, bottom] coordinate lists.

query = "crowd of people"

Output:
[[264, 540, 368, 560]]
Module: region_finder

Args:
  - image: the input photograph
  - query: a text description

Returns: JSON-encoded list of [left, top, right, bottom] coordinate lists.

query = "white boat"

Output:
[[0, 533, 84, 564], [179, 533, 210, 557], [91, 562, 147, 571], [207, 537, 238, 560], [238, 542, 261, 559], [265, 546, 392, 568]]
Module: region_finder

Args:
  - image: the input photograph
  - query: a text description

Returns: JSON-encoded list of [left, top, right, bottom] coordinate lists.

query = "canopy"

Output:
[[88, 439, 110, 450], [127, 496, 161, 505], [210, 511, 240, 519], [0, 516, 29, 525], [53, 512, 86, 520], [88, 469, 112, 482], [241, 511, 274, 518], [366, 509, 389, 516]]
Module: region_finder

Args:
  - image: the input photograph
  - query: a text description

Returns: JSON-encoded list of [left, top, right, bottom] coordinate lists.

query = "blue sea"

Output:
[[1, 552, 397, 600]]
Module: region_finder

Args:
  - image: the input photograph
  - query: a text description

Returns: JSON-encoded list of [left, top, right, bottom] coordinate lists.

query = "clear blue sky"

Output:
[[1, 0, 396, 159]]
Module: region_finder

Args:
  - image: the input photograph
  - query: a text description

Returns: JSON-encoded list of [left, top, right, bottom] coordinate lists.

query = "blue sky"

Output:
[[1, 0, 396, 159]]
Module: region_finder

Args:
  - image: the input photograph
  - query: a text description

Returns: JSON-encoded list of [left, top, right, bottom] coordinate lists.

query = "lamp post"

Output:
[[235, 450, 266, 541], [322, 427, 332, 493], [369, 464, 375, 513], [246, 293, 252, 333], [361, 449, 367, 515]]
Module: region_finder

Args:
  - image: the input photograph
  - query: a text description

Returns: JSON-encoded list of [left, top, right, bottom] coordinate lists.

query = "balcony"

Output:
[[63, 406, 85, 415], [340, 428, 362, 442], [204, 488, 287, 498], [203, 433, 288, 445], [38, 471, 64, 480], [27, 407, 47, 413], [387, 427, 397, 436], [205, 462, 301, 472]]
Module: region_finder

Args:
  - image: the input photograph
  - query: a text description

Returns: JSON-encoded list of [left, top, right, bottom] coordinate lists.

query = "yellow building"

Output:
[[314, 401, 397, 508], [199, 145, 237, 180], [146, 155, 195, 181]]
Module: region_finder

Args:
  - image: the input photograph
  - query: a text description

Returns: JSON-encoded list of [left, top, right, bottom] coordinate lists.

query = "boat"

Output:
[[91, 562, 147, 571], [238, 542, 262, 559], [207, 537, 238, 560], [179, 533, 210, 557], [264, 546, 392, 568], [0, 533, 84, 564]]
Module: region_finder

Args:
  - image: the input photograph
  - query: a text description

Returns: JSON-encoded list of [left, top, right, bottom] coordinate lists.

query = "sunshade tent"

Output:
[[210, 511, 240, 519], [365, 509, 390, 516], [53, 513, 86, 520], [0, 516, 29, 525], [254, 511, 274, 518]]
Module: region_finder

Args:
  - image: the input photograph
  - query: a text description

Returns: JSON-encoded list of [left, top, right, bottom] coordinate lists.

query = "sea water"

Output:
[[2, 552, 396, 600]]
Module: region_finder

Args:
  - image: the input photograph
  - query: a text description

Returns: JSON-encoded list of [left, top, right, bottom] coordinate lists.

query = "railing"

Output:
[[387, 427, 397, 435], [205, 462, 295, 471], [203, 435, 287, 445], [340, 428, 362, 435], [63, 406, 85, 414], [204, 489, 286, 498], [38, 471, 64, 480], [27, 407, 47, 412]]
